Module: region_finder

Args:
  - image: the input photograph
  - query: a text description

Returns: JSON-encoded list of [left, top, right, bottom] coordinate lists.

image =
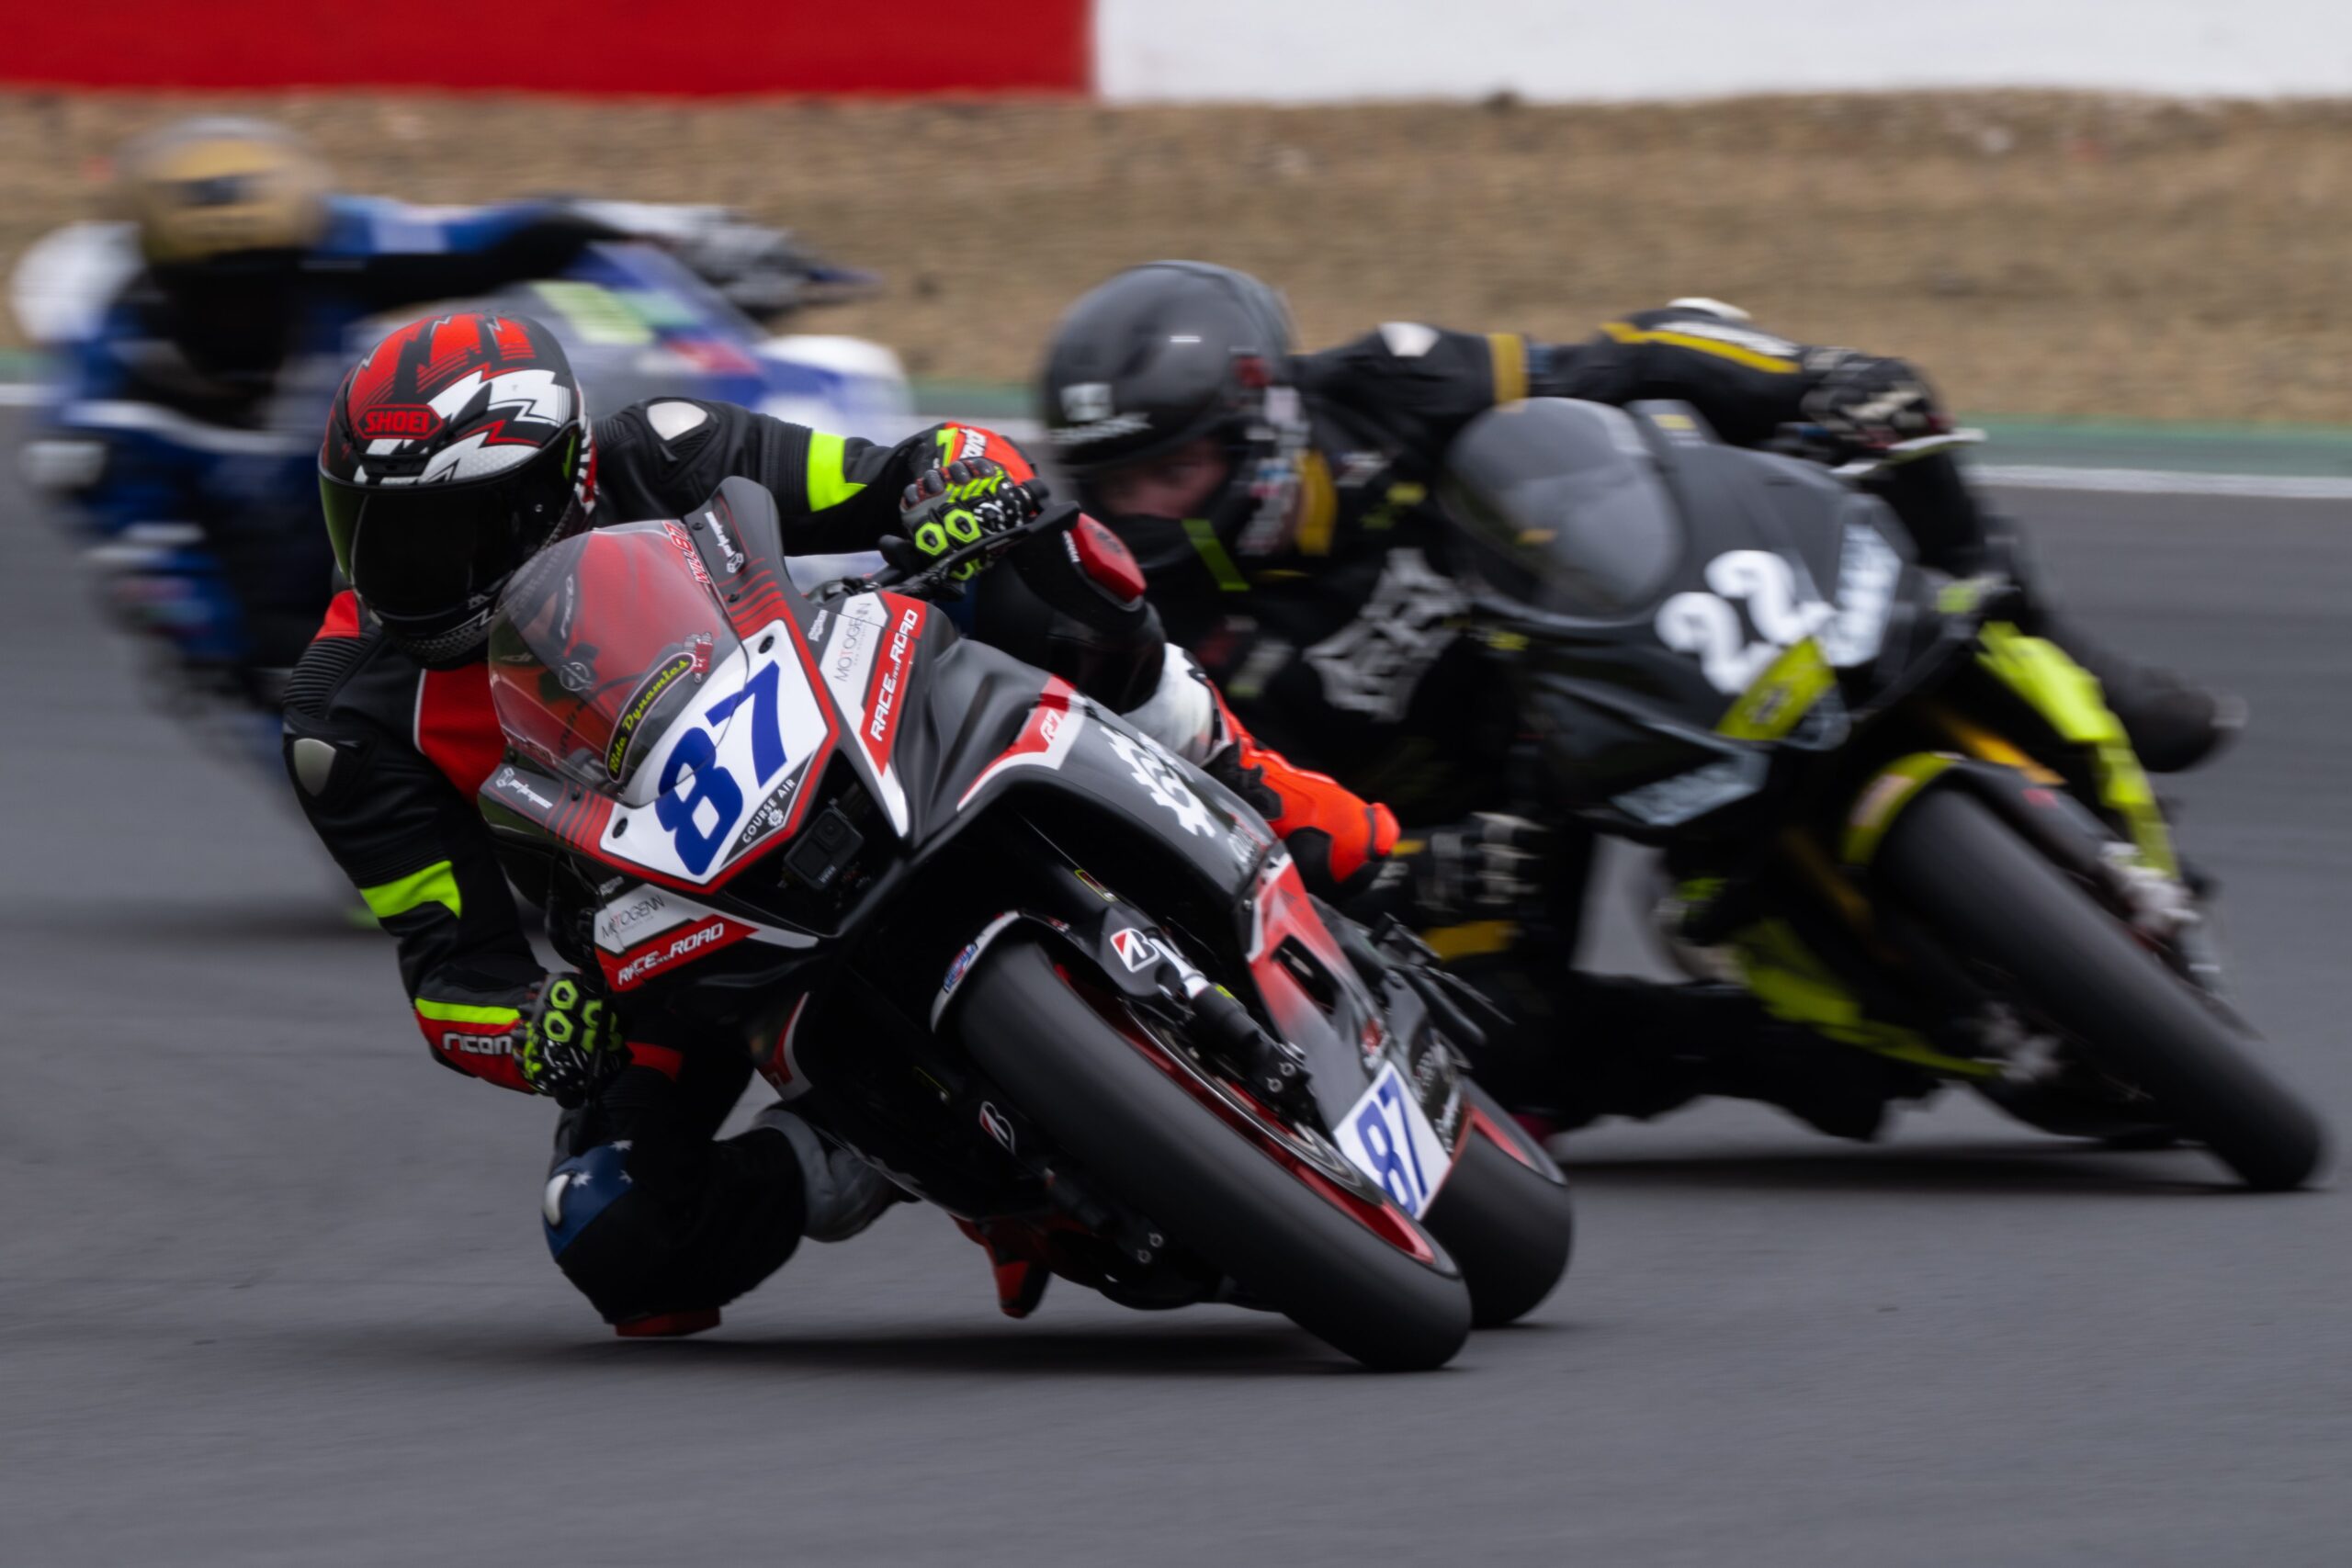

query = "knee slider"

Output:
[[543, 1144, 635, 1258], [542, 1144, 675, 1322]]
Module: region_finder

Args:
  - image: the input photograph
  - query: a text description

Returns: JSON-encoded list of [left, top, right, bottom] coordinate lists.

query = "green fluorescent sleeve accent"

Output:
[[806, 431, 866, 510], [414, 998, 522, 1028], [360, 861, 463, 921], [1182, 517, 1250, 592]]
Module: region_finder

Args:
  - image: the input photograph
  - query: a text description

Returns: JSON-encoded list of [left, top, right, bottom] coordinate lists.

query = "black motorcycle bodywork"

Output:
[[475, 479, 1571, 1360], [1439, 398, 2324, 1187]]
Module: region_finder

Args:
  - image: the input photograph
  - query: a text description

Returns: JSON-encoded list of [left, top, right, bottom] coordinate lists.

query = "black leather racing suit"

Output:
[[282, 400, 1158, 1325], [1102, 306, 2013, 1129]]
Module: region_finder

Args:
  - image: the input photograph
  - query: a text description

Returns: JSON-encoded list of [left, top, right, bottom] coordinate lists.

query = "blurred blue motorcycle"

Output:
[[13, 219, 915, 782]]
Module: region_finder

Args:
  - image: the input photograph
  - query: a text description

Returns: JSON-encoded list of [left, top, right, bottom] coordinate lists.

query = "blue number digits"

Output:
[[1375, 1077, 1430, 1198], [700, 660, 787, 786], [1354, 1102, 1419, 1210], [653, 728, 744, 875], [649, 658, 793, 875]]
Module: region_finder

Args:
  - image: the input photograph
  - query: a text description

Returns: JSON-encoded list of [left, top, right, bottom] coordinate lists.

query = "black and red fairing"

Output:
[[479, 488, 847, 898], [481, 476, 1274, 905], [473, 477, 1476, 1256], [921, 830, 1470, 1187], [474, 481, 1352, 1061], [1242, 852, 1374, 1051]]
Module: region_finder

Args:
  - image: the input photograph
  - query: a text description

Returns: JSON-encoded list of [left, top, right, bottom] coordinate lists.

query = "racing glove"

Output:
[[887, 457, 1042, 582], [1364, 812, 1553, 925], [1800, 351, 1951, 453], [516, 973, 628, 1107]]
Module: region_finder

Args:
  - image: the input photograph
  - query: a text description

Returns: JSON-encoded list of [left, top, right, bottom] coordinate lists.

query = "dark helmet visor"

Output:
[[321, 435, 576, 618]]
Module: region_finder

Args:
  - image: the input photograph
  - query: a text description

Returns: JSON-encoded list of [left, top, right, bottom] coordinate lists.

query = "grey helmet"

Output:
[[1036, 261, 1311, 566]]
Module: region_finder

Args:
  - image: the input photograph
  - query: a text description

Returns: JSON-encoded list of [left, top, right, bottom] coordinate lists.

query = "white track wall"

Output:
[[1095, 0, 2352, 102]]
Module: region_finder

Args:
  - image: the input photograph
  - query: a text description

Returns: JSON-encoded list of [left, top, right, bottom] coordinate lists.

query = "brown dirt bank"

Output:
[[6, 89, 2349, 423]]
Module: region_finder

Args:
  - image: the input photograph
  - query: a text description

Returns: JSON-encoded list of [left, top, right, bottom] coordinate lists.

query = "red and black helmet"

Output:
[[320, 311, 595, 664]]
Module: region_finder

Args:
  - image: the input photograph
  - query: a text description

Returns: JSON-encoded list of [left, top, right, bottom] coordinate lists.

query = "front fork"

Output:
[[1678, 628, 2202, 1077]]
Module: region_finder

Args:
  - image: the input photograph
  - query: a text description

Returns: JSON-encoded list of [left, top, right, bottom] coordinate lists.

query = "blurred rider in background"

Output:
[[1033, 262, 2242, 1139], [23, 116, 816, 763]]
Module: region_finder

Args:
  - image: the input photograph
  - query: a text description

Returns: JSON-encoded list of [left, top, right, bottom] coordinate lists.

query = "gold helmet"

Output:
[[114, 118, 331, 269]]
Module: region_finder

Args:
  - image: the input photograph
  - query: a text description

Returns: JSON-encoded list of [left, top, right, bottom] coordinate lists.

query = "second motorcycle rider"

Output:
[[1031, 263, 2240, 1139]]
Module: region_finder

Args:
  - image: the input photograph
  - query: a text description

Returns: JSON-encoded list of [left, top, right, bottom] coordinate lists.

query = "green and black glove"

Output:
[[889, 458, 1042, 582], [516, 973, 626, 1107]]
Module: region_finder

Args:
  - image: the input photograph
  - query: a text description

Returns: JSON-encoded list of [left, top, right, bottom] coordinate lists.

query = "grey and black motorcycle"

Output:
[[1439, 398, 2325, 1189], [476, 478, 1574, 1369]]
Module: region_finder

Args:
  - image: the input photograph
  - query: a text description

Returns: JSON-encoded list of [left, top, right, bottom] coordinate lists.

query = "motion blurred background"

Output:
[[6, 6, 2350, 1564], [6, 0, 2352, 419]]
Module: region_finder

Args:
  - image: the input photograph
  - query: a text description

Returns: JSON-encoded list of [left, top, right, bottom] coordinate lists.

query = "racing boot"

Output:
[[1871, 458, 2242, 773], [1686, 1009, 1934, 1141], [953, 1220, 1054, 1319], [2046, 621, 2245, 774], [1464, 974, 1930, 1142], [1210, 732, 1398, 899], [1123, 648, 1398, 898]]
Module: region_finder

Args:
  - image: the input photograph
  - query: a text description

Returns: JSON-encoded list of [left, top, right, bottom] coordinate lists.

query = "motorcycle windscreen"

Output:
[[486, 520, 741, 801], [1439, 399, 1685, 618]]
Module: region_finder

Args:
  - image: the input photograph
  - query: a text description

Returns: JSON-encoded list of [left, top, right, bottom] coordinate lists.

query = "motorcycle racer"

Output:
[[27, 117, 826, 741], [283, 309, 1385, 1335], [1034, 262, 2240, 1136]]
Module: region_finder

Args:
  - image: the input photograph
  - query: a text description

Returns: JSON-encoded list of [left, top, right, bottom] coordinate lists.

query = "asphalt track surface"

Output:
[[4, 414, 2346, 1565]]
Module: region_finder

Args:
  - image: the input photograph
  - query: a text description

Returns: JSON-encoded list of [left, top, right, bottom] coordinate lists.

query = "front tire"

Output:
[[1877, 787, 2326, 1190], [959, 936, 1473, 1371], [1422, 1079, 1575, 1326]]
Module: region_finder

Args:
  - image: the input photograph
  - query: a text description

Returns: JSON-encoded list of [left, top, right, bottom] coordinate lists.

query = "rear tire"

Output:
[[959, 936, 1473, 1370], [1422, 1080, 1575, 1326], [1877, 787, 2326, 1190]]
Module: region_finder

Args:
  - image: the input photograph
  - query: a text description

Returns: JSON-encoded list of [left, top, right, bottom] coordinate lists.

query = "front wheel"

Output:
[[1876, 787, 2326, 1190], [958, 936, 1473, 1370], [1422, 1079, 1575, 1326]]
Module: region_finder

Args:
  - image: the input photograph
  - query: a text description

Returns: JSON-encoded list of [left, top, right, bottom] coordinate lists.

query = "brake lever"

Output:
[[1351, 913, 1510, 1052], [1767, 423, 1988, 480], [1829, 429, 1987, 480]]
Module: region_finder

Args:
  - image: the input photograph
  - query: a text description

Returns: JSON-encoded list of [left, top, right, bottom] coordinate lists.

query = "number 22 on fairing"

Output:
[[1655, 549, 1832, 695], [1335, 1062, 1452, 1217]]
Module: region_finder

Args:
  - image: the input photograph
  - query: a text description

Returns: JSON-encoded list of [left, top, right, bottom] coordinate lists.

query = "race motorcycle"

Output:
[[475, 478, 1576, 1368], [10, 219, 916, 445], [11, 225, 915, 781], [1439, 397, 2326, 1190]]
